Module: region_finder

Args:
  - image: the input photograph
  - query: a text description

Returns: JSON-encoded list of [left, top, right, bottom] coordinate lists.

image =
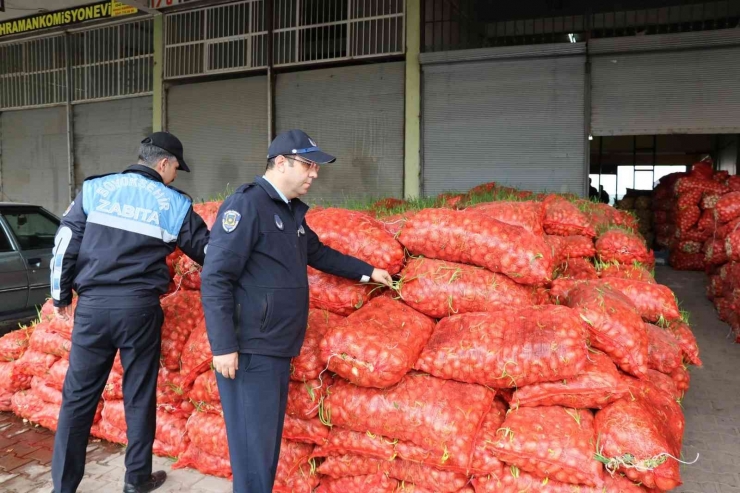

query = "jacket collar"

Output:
[[254, 176, 310, 218], [123, 164, 164, 184]]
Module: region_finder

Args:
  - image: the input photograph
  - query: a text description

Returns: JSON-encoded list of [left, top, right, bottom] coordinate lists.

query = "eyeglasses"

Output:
[[288, 155, 319, 171]]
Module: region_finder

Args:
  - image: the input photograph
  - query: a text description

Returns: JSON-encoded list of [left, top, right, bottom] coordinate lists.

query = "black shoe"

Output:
[[122, 471, 167, 493]]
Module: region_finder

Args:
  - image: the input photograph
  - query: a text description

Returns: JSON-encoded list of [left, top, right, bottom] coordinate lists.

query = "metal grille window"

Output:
[[165, 0, 404, 79], [70, 19, 154, 102], [0, 36, 67, 110]]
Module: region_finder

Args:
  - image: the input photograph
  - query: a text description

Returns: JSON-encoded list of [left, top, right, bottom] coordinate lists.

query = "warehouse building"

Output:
[[1, 0, 739, 216]]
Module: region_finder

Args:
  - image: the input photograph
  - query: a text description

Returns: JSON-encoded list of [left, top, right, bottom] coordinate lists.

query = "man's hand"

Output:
[[54, 305, 72, 321], [371, 268, 393, 288], [213, 352, 239, 379]]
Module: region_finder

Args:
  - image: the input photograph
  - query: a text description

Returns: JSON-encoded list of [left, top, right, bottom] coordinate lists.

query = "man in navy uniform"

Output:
[[201, 129, 393, 492], [50, 132, 209, 493]]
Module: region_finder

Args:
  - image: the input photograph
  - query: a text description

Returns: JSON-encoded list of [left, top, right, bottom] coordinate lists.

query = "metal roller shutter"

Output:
[[275, 63, 405, 204], [591, 29, 740, 136], [73, 97, 153, 189], [421, 44, 586, 197], [167, 77, 268, 203], [1, 107, 69, 215]]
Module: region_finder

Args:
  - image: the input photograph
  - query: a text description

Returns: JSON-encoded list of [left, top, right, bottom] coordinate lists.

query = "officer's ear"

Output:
[[274, 155, 289, 173]]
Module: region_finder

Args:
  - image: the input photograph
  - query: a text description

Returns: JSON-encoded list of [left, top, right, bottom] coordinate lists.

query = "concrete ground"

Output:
[[0, 267, 738, 492]]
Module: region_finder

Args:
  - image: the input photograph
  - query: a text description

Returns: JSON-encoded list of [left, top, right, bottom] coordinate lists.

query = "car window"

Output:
[[0, 224, 14, 253], [2, 210, 59, 251]]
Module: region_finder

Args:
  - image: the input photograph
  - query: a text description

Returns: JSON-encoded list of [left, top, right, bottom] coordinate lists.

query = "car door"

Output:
[[0, 217, 29, 314], [1, 208, 59, 309]]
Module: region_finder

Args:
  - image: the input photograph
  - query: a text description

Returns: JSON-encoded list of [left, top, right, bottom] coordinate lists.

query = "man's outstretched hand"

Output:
[[371, 268, 393, 287]]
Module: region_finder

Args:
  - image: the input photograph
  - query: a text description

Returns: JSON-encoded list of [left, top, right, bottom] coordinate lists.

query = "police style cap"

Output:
[[267, 129, 336, 165], [142, 132, 191, 173]]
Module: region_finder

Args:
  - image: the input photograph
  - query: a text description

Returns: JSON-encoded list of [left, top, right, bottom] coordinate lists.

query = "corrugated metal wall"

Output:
[[167, 77, 268, 202], [275, 63, 405, 204], [421, 45, 586, 196], [0, 107, 69, 215], [73, 97, 153, 192], [591, 29, 740, 136]]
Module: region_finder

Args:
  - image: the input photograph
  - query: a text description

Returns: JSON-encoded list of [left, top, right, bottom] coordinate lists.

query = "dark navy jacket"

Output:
[[201, 177, 373, 358], [51, 165, 209, 307]]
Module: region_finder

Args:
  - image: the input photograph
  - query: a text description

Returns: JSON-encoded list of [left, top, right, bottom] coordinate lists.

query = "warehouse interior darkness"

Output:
[[590, 134, 740, 204]]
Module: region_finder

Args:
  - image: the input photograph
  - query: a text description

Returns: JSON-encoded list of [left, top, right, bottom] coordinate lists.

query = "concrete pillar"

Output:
[[404, 0, 421, 199], [152, 14, 164, 132]]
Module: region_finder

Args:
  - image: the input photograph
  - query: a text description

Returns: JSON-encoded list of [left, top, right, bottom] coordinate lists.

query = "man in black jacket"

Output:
[[201, 129, 392, 493], [50, 132, 209, 493]]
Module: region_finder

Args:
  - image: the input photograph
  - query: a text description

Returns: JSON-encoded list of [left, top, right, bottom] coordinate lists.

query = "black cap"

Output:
[[267, 129, 336, 165], [141, 132, 190, 172]]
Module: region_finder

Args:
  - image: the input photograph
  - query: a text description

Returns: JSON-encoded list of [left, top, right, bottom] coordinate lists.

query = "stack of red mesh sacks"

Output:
[[0, 188, 704, 492]]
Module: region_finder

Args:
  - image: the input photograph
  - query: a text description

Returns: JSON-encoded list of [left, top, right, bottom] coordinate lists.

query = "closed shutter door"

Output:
[[275, 63, 405, 204], [167, 77, 268, 203], [421, 45, 586, 197], [73, 96, 153, 189], [1, 107, 69, 215], [591, 29, 740, 136]]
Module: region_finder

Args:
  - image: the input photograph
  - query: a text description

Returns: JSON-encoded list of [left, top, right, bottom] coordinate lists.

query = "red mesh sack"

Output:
[[463, 201, 544, 235], [155, 410, 189, 454], [469, 399, 508, 475], [595, 399, 682, 490], [676, 189, 703, 208], [702, 193, 722, 210], [646, 369, 682, 401], [308, 267, 377, 316], [414, 306, 588, 388], [186, 411, 229, 460], [473, 467, 650, 493], [192, 200, 222, 229], [729, 175, 740, 191], [315, 474, 397, 493], [173, 255, 202, 291], [372, 198, 406, 212], [306, 208, 405, 274], [596, 229, 653, 266], [11, 390, 61, 431], [675, 206, 700, 232], [47, 358, 69, 391], [320, 297, 435, 388], [715, 191, 740, 223], [0, 326, 33, 361], [399, 208, 554, 286], [563, 282, 648, 378], [292, 310, 343, 382], [398, 257, 534, 318], [91, 418, 127, 445], [377, 211, 416, 237], [598, 263, 655, 283], [597, 278, 680, 322], [677, 240, 702, 254], [318, 455, 469, 493], [674, 176, 729, 195], [697, 209, 715, 231], [510, 351, 628, 409], [555, 258, 598, 280], [675, 226, 711, 242], [48, 307, 76, 340], [312, 427, 396, 460], [653, 210, 668, 224], [586, 203, 638, 233], [189, 370, 220, 406], [14, 350, 59, 378], [172, 443, 232, 479], [436, 192, 466, 209], [705, 238, 729, 265], [665, 320, 701, 366], [102, 400, 127, 432], [28, 326, 71, 359], [103, 370, 123, 400], [670, 365, 690, 393], [274, 440, 319, 493], [286, 378, 331, 419], [542, 197, 596, 238], [160, 290, 204, 371], [707, 275, 724, 300], [31, 377, 63, 405], [670, 251, 706, 271], [180, 319, 212, 379], [726, 229, 740, 261], [490, 406, 602, 487], [646, 324, 683, 374], [0, 361, 32, 392], [0, 391, 13, 412], [156, 368, 193, 413], [545, 235, 596, 264], [323, 373, 494, 472], [282, 415, 329, 445]]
